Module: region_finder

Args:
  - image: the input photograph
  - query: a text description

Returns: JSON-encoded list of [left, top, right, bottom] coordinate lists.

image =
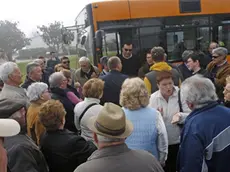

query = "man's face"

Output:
[[146, 53, 153, 65], [209, 43, 218, 54], [62, 58, 70, 69], [30, 66, 42, 81], [212, 53, 225, 65], [224, 83, 230, 102], [186, 58, 199, 71], [9, 68, 23, 86], [122, 44, 133, 58], [80, 61, 90, 73]]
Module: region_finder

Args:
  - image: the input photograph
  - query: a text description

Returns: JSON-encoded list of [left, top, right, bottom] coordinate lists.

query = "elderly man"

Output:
[[0, 98, 48, 172], [21, 62, 42, 89], [0, 119, 20, 172], [33, 58, 50, 85], [73, 56, 99, 87], [207, 47, 230, 101], [0, 62, 28, 104], [74, 103, 164, 172], [99, 56, 128, 106], [49, 72, 76, 132], [177, 75, 230, 172]]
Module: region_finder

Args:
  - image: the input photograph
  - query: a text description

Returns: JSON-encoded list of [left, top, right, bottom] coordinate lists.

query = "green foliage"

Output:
[[38, 21, 74, 52], [0, 20, 30, 60]]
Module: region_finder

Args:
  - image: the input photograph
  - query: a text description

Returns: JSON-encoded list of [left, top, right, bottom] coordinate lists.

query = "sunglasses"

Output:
[[124, 49, 132, 52], [62, 61, 70, 64], [212, 55, 220, 59]]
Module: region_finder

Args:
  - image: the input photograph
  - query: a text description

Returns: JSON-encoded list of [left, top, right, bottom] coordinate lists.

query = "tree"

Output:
[[38, 21, 74, 53], [0, 20, 30, 61]]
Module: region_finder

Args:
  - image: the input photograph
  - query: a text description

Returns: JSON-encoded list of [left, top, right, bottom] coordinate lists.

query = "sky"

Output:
[[0, 0, 104, 37]]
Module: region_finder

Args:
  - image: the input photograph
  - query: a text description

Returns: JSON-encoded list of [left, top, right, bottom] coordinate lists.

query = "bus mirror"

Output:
[[80, 36, 86, 45], [95, 30, 104, 50], [62, 33, 68, 44]]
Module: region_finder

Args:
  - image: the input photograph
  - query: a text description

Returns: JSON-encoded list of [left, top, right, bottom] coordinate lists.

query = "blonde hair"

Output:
[[83, 78, 104, 99], [39, 100, 66, 131], [54, 64, 64, 72], [120, 78, 149, 110], [226, 76, 230, 84]]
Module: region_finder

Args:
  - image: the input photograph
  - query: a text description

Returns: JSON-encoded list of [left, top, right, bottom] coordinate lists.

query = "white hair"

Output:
[[212, 47, 228, 57], [27, 82, 48, 102], [0, 62, 19, 82], [181, 75, 218, 109], [49, 72, 65, 88], [97, 134, 124, 143], [33, 59, 43, 65], [79, 56, 90, 63]]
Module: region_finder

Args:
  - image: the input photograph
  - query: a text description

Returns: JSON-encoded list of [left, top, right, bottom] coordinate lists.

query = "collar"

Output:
[[84, 97, 100, 103], [88, 143, 130, 161], [192, 68, 201, 74], [122, 54, 132, 59], [186, 101, 219, 121], [30, 99, 47, 106], [3, 83, 25, 93], [217, 60, 227, 67], [150, 62, 172, 71]]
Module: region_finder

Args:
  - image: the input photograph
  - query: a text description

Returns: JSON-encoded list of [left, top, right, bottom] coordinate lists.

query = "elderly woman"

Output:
[[120, 77, 168, 166], [61, 69, 82, 104], [49, 72, 76, 132], [207, 47, 230, 101], [74, 78, 104, 142], [149, 70, 191, 172], [39, 100, 96, 172], [26, 82, 51, 145]]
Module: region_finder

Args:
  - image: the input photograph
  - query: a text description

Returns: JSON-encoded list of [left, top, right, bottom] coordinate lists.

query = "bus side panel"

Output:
[[91, 0, 131, 27], [128, 0, 230, 19]]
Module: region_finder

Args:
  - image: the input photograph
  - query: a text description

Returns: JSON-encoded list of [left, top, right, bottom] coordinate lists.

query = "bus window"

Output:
[[104, 32, 118, 56], [197, 27, 210, 53], [218, 25, 230, 50]]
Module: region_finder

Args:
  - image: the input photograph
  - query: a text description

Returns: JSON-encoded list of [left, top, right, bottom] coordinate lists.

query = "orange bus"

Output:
[[68, 0, 230, 65]]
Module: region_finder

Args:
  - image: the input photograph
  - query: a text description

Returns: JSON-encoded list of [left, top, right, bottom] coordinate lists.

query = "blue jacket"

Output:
[[99, 70, 128, 106], [177, 102, 230, 172]]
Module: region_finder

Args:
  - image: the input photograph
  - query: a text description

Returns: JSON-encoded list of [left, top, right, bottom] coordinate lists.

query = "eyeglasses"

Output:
[[124, 49, 132, 52], [62, 61, 70, 64]]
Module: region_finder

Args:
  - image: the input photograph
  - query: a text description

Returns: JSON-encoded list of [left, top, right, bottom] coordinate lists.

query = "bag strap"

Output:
[[178, 89, 183, 112], [79, 103, 98, 124]]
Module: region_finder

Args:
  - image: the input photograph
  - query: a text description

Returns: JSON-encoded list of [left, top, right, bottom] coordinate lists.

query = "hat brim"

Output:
[[0, 119, 20, 137], [88, 116, 133, 139]]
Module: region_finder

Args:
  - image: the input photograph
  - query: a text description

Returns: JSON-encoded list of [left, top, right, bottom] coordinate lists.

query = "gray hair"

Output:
[[181, 75, 218, 109], [79, 56, 90, 63], [49, 72, 65, 88], [0, 62, 19, 82], [212, 47, 228, 57], [182, 50, 194, 62], [26, 62, 40, 75], [97, 134, 124, 143], [33, 59, 43, 65], [27, 82, 48, 102], [108, 56, 121, 70]]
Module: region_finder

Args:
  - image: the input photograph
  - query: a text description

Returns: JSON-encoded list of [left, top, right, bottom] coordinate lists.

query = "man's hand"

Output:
[[171, 113, 181, 124]]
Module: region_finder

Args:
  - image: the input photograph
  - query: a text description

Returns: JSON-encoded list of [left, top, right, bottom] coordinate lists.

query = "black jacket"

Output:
[[40, 129, 96, 172], [21, 78, 35, 89], [51, 87, 77, 132], [5, 133, 48, 172], [100, 70, 128, 106], [178, 63, 193, 80]]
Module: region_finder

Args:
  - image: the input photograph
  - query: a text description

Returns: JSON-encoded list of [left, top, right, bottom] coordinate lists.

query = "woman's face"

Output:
[[40, 89, 51, 101], [157, 78, 174, 98], [223, 83, 230, 102]]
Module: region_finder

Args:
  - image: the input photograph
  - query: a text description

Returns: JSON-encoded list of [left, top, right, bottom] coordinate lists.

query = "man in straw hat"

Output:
[[0, 119, 20, 172], [74, 103, 164, 172]]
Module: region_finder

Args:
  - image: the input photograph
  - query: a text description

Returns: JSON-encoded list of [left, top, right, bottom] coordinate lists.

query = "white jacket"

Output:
[[149, 86, 191, 145]]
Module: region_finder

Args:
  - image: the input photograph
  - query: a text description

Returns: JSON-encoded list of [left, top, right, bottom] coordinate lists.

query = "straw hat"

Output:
[[88, 103, 133, 139]]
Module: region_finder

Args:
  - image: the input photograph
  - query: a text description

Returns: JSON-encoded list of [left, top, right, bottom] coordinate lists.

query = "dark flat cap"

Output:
[[0, 99, 27, 118]]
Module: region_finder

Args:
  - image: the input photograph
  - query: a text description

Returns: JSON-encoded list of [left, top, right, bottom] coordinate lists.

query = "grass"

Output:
[[17, 55, 79, 81]]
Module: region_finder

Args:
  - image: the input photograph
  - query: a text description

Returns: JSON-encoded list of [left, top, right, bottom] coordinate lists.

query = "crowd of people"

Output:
[[0, 42, 230, 172]]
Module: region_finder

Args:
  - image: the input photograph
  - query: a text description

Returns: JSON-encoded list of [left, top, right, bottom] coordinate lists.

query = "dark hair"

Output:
[[38, 56, 45, 59], [188, 52, 205, 64], [156, 70, 173, 84], [61, 56, 69, 62], [151, 46, 165, 62], [123, 41, 132, 46]]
